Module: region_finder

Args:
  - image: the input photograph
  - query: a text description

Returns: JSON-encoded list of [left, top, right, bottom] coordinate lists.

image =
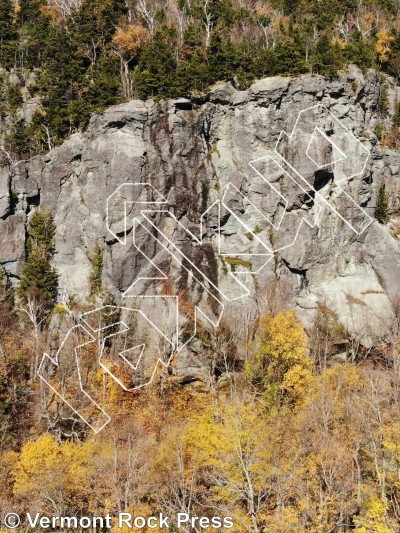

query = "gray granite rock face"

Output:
[[2, 67, 400, 367]]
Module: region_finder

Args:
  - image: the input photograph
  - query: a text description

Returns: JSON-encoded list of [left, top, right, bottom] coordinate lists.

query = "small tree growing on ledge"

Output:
[[393, 101, 400, 128], [17, 211, 58, 310], [374, 183, 390, 224], [89, 242, 103, 296]]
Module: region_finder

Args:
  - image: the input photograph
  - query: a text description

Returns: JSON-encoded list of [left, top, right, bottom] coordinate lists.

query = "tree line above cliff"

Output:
[[0, 0, 400, 159]]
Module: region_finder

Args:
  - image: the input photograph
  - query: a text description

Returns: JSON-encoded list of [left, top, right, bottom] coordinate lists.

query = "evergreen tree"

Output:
[[17, 212, 58, 307], [344, 30, 375, 71], [17, 0, 51, 68], [17, 245, 59, 305], [250, 44, 276, 79], [68, 52, 121, 129], [24, 0, 127, 143], [387, 31, 400, 79], [69, 0, 127, 62], [308, 0, 356, 31], [393, 101, 400, 128], [35, 26, 84, 142], [3, 119, 31, 161], [27, 211, 56, 254], [282, 0, 300, 16], [374, 183, 390, 224], [207, 33, 241, 84], [6, 84, 23, 114], [17, 0, 46, 24], [134, 29, 177, 98], [273, 31, 307, 75], [310, 34, 342, 77], [0, 0, 399, 156], [378, 82, 389, 115], [173, 25, 210, 96], [0, 0, 17, 68]]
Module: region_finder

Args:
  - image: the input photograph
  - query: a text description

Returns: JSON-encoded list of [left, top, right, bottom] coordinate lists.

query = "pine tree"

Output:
[[134, 29, 177, 98], [173, 25, 210, 96], [0, 0, 17, 68], [36, 26, 84, 142], [308, 0, 356, 30], [250, 44, 276, 79], [311, 34, 342, 77], [282, 0, 300, 16], [16, 0, 51, 68], [28, 211, 56, 255], [208, 33, 241, 84], [344, 30, 375, 71], [68, 53, 121, 129], [17, 0, 46, 25], [388, 32, 400, 79], [374, 183, 390, 224], [70, 0, 127, 59], [17, 212, 58, 307], [273, 31, 307, 75], [378, 83, 389, 115], [17, 245, 59, 304]]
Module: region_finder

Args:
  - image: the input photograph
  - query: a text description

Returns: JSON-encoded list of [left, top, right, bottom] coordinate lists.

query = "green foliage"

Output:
[[374, 122, 384, 140], [6, 85, 23, 113], [249, 46, 276, 79], [17, 246, 59, 305], [89, 242, 103, 295], [207, 33, 241, 84], [67, 52, 122, 129], [27, 211, 56, 254], [17, 0, 46, 25], [393, 101, 400, 128], [388, 50, 400, 79], [282, 0, 300, 15], [4, 0, 127, 151], [344, 30, 375, 71], [306, 0, 357, 31], [0, 0, 398, 155], [225, 257, 253, 270], [134, 29, 177, 99], [69, 0, 127, 49], [17, 0, 51, 68], [174, 45, 210, 96], [2, 119, 30, 162], [17, 211, 58, 306], [273, 31, 307, 75], [0, 0, 17, 68], [378, 83, 389, 115], [311, 34, 343, 77], [374, 183, 390, 224]]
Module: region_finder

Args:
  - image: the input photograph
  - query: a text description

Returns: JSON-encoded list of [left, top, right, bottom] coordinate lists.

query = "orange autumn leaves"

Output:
[[112, 24, 149, 58], [4, 311, 400, 531]]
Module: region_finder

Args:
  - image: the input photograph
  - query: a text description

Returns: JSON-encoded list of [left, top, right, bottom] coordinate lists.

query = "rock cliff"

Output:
[[2, 66, 400, 375]]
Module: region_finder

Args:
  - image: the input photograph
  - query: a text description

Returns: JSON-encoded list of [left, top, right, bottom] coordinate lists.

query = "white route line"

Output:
[[275, 104, 373, 235], [81, 306, 175, 392], [39, 103, 374, 433], [38, 324, 111, 433]]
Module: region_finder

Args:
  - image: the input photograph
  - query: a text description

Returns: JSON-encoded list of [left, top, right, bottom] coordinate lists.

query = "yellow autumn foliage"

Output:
[[247, 311, 312, 408], [376, 29, 395, 63], [354, 494, 396, 532], [112, 25, 149, 57]]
